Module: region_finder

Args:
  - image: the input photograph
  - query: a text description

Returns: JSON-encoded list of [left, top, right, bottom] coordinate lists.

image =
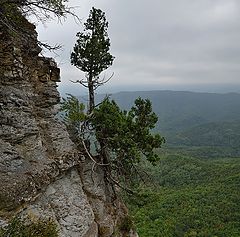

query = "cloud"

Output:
[[36, 0, 240, 94]]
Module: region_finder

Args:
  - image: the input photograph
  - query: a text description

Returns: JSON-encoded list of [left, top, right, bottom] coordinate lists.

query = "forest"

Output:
[[124, 153, 240, 236]]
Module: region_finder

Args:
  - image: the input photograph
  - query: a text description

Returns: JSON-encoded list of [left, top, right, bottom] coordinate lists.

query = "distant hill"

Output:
[[170, 120, 240, 147], [97, 90, 240, 132], [94, 90, 240, 156]]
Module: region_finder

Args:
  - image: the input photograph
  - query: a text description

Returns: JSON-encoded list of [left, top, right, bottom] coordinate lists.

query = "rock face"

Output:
[[0, 13, 137, 237]]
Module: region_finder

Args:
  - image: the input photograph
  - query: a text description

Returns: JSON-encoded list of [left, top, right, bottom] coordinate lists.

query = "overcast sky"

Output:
[[36, 0, 240, 95]]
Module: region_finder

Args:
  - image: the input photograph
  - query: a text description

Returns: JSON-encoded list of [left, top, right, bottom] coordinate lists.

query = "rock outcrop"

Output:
[[0, 11, 137, 237]]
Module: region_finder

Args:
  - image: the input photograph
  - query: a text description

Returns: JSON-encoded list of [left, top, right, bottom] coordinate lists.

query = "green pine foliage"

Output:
[[71, 7, 114, 112], [91, 97, 165, 180], [92, 98, 165, 166], [71, 7, 114, 77], [60, 94, 86, 126]]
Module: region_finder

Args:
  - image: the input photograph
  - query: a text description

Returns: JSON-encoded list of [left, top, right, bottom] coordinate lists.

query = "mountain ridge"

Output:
[[92, 90, 240, 132], [91, 90, 240, 157]]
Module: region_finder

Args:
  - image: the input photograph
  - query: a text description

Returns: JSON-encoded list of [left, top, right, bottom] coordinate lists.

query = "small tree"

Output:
[[61, 95, 165, 189], [70, 7, 114, 113], [92, 98, 165, 180]]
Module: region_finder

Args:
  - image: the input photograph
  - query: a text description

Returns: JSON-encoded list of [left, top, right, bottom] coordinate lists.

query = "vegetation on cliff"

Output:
[[2, 1, 239, 236], [62, 7, 165, 190], [61, 94, 165, 190]]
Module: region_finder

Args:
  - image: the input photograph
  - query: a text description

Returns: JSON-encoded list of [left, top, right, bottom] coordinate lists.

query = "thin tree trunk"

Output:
[[88, 73, 95, 113]]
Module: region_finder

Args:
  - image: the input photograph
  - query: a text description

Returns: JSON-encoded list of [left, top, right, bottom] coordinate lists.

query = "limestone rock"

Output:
[[24, 169, 95, 237]]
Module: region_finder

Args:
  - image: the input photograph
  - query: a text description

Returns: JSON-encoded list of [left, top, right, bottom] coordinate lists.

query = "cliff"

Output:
[[0, 10, 136, 237]]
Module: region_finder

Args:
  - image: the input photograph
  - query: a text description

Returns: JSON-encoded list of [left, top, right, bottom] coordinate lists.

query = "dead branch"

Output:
[[105, 171, 135, 195], [93, 72, 114, 90], [70, 79, 89, 88], [0, 0, 80, 51], [81, 139, 109, 167]]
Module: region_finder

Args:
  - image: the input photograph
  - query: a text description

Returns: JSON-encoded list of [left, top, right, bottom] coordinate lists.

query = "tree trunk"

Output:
[[88, 73, 95, 113]]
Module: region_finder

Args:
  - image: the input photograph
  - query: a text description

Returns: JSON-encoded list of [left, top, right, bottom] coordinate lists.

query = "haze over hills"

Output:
[[95, 90, 240, 132], [92, 90, 240, 157]]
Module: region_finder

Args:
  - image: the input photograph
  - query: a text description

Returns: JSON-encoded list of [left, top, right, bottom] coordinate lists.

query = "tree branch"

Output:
[[81, 139, 109, 167]]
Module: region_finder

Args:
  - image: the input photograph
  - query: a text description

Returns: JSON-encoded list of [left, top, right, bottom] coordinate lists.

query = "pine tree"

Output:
[[71, 7, 114, 113]]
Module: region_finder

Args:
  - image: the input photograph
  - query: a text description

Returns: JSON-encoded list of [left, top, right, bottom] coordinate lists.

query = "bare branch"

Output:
[[81, 139, 109, 167], [105, 172, 135, 195], [93, 72, 114, 90], [0, 0, 81, 51], [70, 79, 89, 88]]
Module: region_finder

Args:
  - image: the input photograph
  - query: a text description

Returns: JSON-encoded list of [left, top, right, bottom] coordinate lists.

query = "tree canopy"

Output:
[[92, 98, 165, 179]]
